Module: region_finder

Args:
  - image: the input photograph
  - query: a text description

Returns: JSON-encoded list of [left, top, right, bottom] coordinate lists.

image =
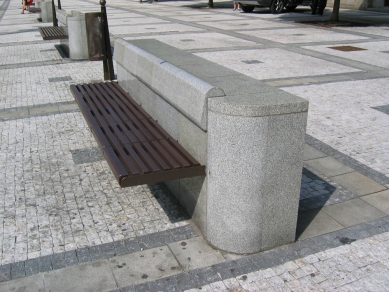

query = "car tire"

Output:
[[241, 5, 255, 12], [270, 0, 285, 13], [285, 4, 297, 11]]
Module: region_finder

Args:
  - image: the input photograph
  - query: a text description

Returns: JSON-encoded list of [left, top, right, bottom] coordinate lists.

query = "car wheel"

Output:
[[241, 5, 255, 12], [285, 5, 297, 11], [270, 0, 285, 13]]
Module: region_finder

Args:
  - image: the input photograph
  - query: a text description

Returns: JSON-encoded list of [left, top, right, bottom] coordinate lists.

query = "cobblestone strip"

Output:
[[0, 101, 79, 122], [184, 232, 389, 291], [0, 225, 198, 283], [306, 134, 389, 187], [299, 167, 356, 212], [119, 216, 389, 292]]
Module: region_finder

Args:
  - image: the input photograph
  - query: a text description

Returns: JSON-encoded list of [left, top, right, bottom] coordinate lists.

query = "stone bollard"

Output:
[[207, 93, 308, 254], [40, 0, 53, 22], [67, 11, 88, 60]]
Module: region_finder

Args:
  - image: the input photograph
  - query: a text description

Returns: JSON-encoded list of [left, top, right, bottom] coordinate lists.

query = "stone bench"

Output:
[[112, 38, 309, 254]]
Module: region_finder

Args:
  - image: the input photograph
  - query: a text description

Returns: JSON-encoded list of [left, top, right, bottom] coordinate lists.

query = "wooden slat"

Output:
[[70, 81, 205, 187]]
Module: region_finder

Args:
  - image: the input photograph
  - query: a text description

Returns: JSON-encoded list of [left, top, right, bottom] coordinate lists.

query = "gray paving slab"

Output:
[[43, 260, 117, 292], [322, 198, 386, 227], [303, 144, 327, 161], [361, 190, 389, 215], [305, 156, 355, 177], [296, 209, 344, 240], [168, 237, 225, 272], [330, 171, 387, 197], [0, 273, 45, 291], [109, 246, 181, 287]]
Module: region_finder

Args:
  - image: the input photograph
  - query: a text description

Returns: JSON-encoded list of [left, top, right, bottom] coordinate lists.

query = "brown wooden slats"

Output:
[[38, 27, 68, 40], [70, 81, 205, 187]]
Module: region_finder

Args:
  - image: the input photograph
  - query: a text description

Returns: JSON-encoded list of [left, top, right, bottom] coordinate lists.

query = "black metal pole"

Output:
[[100, 0, 114, 81], [58, 0, 61, 10], [52, 0, 58, 26]]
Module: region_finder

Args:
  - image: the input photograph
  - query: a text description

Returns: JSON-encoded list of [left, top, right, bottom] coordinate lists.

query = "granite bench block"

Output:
[[113, 38, 309, 254]]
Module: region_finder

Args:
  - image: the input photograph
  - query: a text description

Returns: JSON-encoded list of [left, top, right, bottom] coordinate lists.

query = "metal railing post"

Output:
[[100, 0, 114, 81], [52, 0, 58, 26]]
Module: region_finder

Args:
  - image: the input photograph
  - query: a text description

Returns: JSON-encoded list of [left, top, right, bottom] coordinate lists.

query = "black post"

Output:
[[100, 0, 114, 81], [58, 0, 61, 10], [52, 0, 58, 26]]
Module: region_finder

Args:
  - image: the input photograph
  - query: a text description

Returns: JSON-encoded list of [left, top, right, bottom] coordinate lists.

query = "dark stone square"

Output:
[[70, 147, 104, 164]]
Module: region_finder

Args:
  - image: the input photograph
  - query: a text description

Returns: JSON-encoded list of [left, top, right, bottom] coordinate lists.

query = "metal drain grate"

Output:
[[180, 39, 195, 42], [328, 45, 367, 52]]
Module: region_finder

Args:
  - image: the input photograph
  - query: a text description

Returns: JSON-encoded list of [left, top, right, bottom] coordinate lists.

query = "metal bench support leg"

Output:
[[52, 0, 58, 26], [101, 0, 114, 81]]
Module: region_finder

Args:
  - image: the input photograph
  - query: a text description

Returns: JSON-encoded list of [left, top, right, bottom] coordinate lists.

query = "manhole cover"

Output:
[[328, 45, 367, 52]]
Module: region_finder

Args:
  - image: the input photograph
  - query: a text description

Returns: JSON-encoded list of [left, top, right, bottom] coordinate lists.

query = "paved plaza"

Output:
[[0, 0, 389, 290]]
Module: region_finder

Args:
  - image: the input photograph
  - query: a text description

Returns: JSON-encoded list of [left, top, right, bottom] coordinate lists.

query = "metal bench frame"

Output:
[[70, 81, 205, 187]]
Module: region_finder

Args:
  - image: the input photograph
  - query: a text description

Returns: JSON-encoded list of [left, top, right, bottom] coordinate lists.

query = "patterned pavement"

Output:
[[0, 0, 389, 290]]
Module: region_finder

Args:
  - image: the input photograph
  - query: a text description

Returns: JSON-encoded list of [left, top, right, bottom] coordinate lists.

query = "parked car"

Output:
[[238, 0, 324, 14]]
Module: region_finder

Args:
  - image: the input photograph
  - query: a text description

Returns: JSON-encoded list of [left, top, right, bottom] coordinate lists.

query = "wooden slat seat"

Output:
[[38, 26, 68, 40], [70, 81, 205, 187]]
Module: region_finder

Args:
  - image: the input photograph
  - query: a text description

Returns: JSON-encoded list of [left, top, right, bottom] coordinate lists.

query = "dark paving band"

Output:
[[117, 215, 389, 292], [0, 225, 198, 283]]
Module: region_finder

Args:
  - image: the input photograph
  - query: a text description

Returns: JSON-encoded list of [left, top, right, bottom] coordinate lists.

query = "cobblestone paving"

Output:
[[284, 78, 389, 179], [0, 113, 189, 265], [184, 231, 389, 292]]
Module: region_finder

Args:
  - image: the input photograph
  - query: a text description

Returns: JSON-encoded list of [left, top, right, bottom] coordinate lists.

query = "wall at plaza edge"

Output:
[[113, 38, 309, 254], [326, 0, 389, 11]]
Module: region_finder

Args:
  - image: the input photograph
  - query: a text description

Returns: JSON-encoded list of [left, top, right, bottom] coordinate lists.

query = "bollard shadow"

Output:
[[295, 167, 337, 240]]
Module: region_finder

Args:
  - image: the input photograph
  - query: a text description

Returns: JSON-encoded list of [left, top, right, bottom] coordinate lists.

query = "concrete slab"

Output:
[[198, 19, 292, 30], [361, 190, 389, 215], [109, 246, 181, 287], [0, 273, 45, 291], [240, 27, 369, 44], [43, 260, 117, 292], [330, 172, 387, 197], [168, 237, 225, 271], [109, 23, 203, 36], [296, 209, 344, 240], [304, 156, 354, 177], [322, 198, 386, 227], [303, 144, 327, 161], [170, 14, 246, 22], [125, 32, 258, 51], [195, 48, 360, 81], [302, 41, 389, 69]]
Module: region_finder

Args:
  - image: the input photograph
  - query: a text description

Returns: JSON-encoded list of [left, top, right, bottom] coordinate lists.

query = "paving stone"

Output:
[[305, 157, 355, 177], [322, 198, 387, 227], [361, 190, 389, 215], [330, 172, 387, 197]]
